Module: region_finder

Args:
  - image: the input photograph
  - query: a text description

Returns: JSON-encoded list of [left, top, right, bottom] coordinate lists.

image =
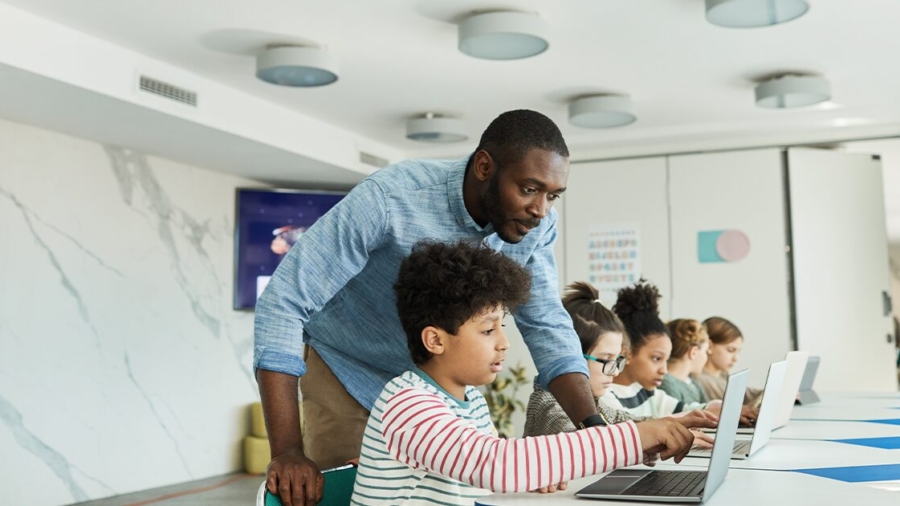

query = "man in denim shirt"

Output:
[[255, 110, 597, 505]]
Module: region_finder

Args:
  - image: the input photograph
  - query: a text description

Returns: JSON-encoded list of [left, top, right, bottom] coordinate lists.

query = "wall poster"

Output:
[[587, 224, 641, 304]]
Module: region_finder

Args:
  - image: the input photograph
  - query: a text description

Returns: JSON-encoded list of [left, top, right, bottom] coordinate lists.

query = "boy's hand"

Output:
[[635, 418, 695, 463], [531, 481, 568, 494]]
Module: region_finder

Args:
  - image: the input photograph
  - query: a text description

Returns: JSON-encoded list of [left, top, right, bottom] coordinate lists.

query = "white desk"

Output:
[[791, 392, 900, 420], [677, 438, 900, 471], [768, 419, 900, 440], [790, 405, 900, 421], [474, 467, 900, 505], [477, 392, 900, 504]]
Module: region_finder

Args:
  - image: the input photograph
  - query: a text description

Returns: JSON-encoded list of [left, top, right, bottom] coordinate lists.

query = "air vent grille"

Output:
[[139, 76, 197, 107], [359, 152, 389, 169]]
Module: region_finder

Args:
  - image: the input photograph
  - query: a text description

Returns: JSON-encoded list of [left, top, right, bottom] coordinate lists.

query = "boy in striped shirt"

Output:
[[351, 240, 699, 505]]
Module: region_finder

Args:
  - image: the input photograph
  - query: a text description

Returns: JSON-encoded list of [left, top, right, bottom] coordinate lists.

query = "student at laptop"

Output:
[[352, 241, 706, 505], [693, 317, 763, 407], [659, 319, 710, 405], [606, 283, 758, 425], [523, 282, 717, 441], [607, 282, 716, 417]]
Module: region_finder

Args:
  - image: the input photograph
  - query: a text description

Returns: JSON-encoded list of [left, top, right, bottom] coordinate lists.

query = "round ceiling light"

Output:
[[458, 11, 549, 60], [568, 95, 636, 128], [406, 114, 468, 143], [755, 75, 830, 109], [256, 46, 339, 87], [705, 0, 809, 28]]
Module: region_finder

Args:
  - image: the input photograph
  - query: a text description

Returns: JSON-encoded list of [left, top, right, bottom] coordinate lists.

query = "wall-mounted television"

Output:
[[234, 188, 346, 310]]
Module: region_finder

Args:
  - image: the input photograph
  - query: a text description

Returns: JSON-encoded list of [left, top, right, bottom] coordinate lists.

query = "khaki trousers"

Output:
[[300, 346, 370, 470]]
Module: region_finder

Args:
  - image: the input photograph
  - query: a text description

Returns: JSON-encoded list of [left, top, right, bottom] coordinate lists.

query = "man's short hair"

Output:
[[476, 109, 569, 169], [394, 240, 532, 365]]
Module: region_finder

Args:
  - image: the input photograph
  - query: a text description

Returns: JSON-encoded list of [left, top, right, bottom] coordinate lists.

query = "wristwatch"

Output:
[[578, 414, 608, 429]]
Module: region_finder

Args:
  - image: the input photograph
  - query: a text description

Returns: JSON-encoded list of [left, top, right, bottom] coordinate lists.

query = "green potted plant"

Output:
[[481, 363, 529, 438]]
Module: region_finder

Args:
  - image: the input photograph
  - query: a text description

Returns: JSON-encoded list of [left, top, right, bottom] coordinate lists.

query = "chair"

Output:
[[257, 464, 358, 506]]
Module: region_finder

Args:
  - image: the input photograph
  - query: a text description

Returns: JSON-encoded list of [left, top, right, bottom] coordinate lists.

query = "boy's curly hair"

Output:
[[394, 240, 532, 364]]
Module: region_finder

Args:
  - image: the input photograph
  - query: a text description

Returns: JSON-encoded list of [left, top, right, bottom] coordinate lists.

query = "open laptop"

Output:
[[796, 355, 821, 405], [730, 350, 809, 435], [770, 350, 809, 430], [574, 369, 748, 503], [689, 361, 785, 460]]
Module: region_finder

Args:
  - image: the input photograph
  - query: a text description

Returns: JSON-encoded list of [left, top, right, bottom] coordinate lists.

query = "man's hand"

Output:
[[266, 447, 324, 506], [634, 418, 696, 464], [257, 370, 318, 506]]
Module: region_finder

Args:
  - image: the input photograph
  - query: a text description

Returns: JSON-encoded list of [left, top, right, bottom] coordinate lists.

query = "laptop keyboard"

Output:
[[693, 439, 752, 456], [622, 471, 707, 497]]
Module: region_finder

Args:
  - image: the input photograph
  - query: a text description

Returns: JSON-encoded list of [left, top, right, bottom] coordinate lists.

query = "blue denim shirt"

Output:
[[253, 156, 588, 410]]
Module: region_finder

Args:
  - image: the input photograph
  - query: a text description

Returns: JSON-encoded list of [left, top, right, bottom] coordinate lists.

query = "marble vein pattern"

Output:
[[0, 118, 261, 505]]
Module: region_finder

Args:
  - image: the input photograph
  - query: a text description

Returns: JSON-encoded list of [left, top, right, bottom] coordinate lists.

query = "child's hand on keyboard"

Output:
[[690, 430, 714, 449]]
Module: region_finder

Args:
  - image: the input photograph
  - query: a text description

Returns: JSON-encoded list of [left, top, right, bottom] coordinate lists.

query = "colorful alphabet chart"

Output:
[[587, 224, 641, 303]]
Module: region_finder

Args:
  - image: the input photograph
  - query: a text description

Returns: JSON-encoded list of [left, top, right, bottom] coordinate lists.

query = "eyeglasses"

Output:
[[583, 354, 627, 375]]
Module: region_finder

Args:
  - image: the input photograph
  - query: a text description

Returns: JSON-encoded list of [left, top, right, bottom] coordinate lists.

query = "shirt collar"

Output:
[[412, 367, 471, 408], [448, 155, 494, 235]]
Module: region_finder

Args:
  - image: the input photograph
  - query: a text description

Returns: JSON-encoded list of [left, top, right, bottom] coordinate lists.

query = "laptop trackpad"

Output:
[[578, 469, 653, 495]]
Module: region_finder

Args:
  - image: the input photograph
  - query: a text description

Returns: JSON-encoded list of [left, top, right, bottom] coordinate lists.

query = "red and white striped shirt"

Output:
[[351, 369, 642, 505]]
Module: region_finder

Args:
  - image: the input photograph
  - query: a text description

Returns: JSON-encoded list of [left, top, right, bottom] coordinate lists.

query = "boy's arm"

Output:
[[381, 388, 642, 493]]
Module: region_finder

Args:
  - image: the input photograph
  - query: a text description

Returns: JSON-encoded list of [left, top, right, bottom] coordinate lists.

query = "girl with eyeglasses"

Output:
[[524, 281, 646, 439], [659, 319, 711, 405], [524, 282, 719, 440]]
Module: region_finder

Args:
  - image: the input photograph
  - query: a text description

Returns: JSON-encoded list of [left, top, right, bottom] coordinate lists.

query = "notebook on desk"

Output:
[[574, 369, 748, 503], [689, 361, 785, 460], [796, 355, 821, 405]]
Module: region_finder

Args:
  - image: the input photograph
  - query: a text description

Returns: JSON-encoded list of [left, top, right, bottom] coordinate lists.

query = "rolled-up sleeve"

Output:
[[253, 179, 389, 377], [513, 214, 589, 389]]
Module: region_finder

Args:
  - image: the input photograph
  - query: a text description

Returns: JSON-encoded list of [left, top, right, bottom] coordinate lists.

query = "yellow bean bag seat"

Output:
[[244, 402, 303, 474]]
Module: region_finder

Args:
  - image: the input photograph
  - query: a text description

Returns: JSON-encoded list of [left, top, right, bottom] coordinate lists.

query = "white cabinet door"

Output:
[[668, 149, 793, 387], [788, 147, 896, 392], [564, 157, 671, 317]]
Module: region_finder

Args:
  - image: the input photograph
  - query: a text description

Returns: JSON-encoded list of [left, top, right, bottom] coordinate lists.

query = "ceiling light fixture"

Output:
[[568, 95, 636, 128], [755, 75, 830, 109], [458, 11, 549, 60], [406, 113, 468, 142], [705, 0, 809, 28], [256, 46, 339, 87]]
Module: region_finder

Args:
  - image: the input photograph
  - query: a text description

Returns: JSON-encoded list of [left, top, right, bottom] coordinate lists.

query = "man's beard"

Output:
[[481, 173, 539, 244]]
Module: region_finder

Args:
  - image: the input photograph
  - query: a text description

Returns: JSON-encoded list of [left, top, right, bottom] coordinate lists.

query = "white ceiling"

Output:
[[4, 0, 900, 159], [2, 0, 899, 241]]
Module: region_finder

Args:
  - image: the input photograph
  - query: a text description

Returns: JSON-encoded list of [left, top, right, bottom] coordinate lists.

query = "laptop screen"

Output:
[[700, 368, 749, 501], [798, 356, 820, 391]]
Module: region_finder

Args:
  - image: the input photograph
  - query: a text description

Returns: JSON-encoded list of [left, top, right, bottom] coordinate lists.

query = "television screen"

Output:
[[234, 188, 346, 309]]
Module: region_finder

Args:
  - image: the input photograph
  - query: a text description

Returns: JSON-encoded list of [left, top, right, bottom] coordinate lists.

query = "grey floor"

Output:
[[70, 473, 263, 506]]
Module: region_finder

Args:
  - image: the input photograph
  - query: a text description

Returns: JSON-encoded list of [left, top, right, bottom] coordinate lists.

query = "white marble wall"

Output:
[[0, 117, 263, 505]]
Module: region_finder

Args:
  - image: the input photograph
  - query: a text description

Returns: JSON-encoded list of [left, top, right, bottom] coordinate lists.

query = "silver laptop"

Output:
[[733, 350, 809, 435], [796, 355, 821, 405], [689, 361, 785, 460], [770, 350, 809, 430], [574, 369, 749, 503]]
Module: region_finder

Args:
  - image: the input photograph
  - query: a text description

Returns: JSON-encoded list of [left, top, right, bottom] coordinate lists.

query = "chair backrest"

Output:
[[263, 464, 357, 506]]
